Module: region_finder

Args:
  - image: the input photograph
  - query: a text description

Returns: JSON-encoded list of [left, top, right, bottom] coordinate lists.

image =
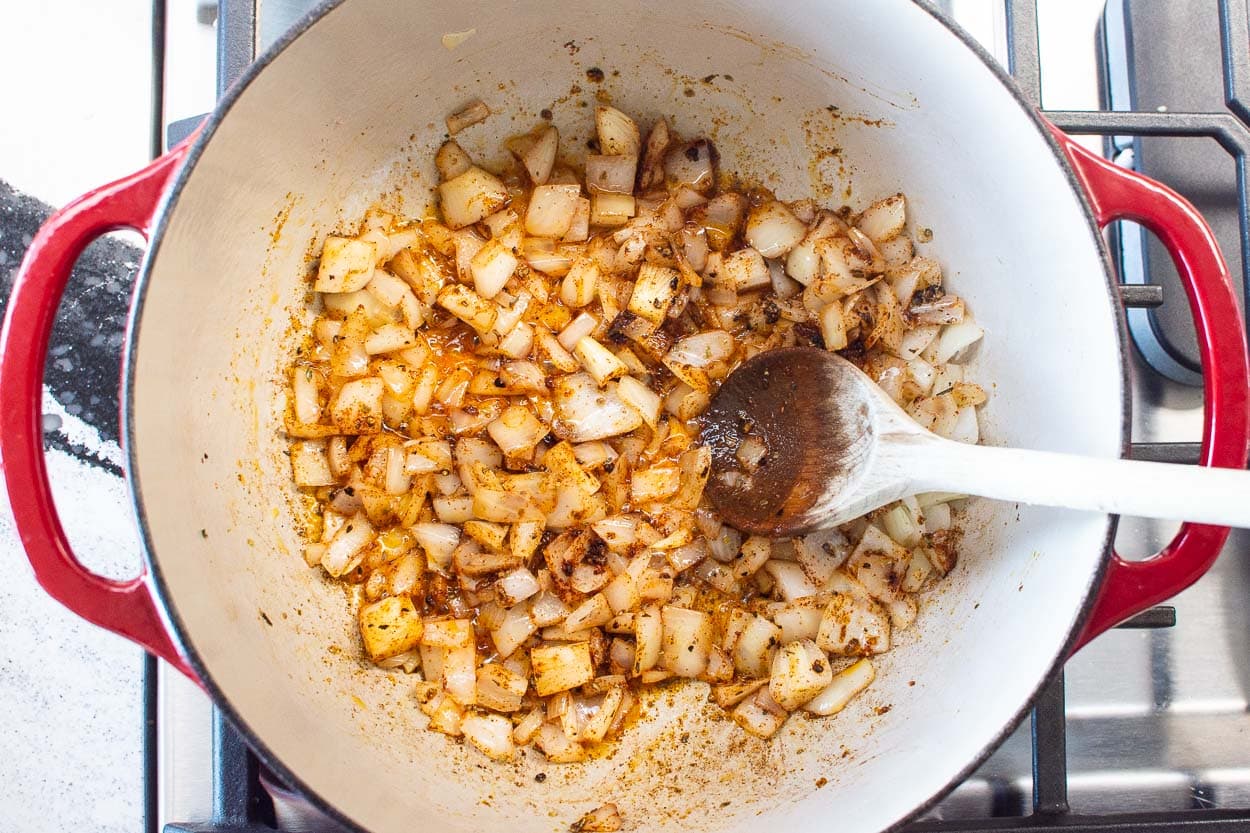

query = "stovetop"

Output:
[[52, 0, 1247, 830]]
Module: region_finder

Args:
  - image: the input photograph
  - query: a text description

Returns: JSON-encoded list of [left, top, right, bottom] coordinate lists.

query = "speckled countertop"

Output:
[[0, 180, 145, 832]]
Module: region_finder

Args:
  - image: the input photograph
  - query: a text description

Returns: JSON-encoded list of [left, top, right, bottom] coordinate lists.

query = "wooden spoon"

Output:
[[701, 346, 1250, 537]]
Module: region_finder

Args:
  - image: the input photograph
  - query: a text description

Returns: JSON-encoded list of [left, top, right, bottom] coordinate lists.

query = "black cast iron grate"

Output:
[[158, 1, 1250, 830]]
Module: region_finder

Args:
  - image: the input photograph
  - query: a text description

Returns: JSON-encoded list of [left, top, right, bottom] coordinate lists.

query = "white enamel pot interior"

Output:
[[129, 1, 1126, 831]]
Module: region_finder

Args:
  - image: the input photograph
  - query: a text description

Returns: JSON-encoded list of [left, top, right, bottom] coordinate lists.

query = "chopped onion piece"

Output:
[[290, 440, 335, 487], [412, 522, 460, 571], [769, 638, 833, 709], [461, 712, 517, 762], [928, 318, 985, 364], [731, 687, 787, 739], [435, 140, 472, 180], [551, 374, 643, 442], [628, 263, 680, 325], [519, 125, 559, 184], [616, 376, 662, 429], [786, 238, 819, 285], [746, 201, 807, 258], [718, 248, 770, 291], [817, 593, 891, 656], [358, 595, 424, 661], [763, 559, 818, 601], [487, 405, 547, 457], [590, 193, 636, 227], [526, 184, 581, 238], [558, 312, 599, 351], [657, 606, 712, 678], [469, 240, 518, 300], [733, 614, 781, 678], [574, 337, 628, 385], [565, 593, 614, 631], [595, 106, 641, 156], [314, 236, 376, 293], [585, 154, 638, 194], [664, 139, 716, 194], [446, 99, 490, 134], [632, 606, 663, 675], [438, 166, 508, 230], [437, 284, 497, 333], [535, 721, 586, 763], [667, 330, 734, 368], [492, 602, 539, 658], [513, 707, 545, 744], [911, 294, 966, 325], [559, 259, 600, 308], [331, 377, 384, 434], [531, 641, 595, 696], [858, 193, 906, 243], [804, 657, 875, 716]]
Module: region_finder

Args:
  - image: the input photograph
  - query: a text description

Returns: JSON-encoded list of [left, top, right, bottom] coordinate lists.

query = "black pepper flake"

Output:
[[812, 660, 826, 673], [684, 145, 700, 161], [199, 529, 208, 539], [701, 73, 718, 83], [535, 772, 547, 782], [585, 67, 605, 83], [493, 377, 506, 388], [540, 108, 553, 120], [260, 612, 273, 626]]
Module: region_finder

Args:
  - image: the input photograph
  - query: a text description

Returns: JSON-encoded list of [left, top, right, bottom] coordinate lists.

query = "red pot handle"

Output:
[[1045, 124, 1250, 647], [0, 141, 199, 681]]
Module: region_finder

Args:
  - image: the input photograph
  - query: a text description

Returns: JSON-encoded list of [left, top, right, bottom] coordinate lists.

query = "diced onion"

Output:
[[551, 374, 643, 442], [928, 318, 984, 364], [769, 639, 833, 709], [762, 560, 818, 601], [446, 99, 490, 134], [664, 139, 716, 194], [804, 658, 875, 716], [558, 312, 599, 351], [595, 106, 641, 156], [857, 193, 906, 243], [526, 184, 582, 238], [746, 201, 807, 258], [438, 167, 508, 229], [519, 125, 559, 185], [667, 330, 734, 368], [660, 606, 713, 678], [586, 154, 639, 195], [286, 105, 988, 764]]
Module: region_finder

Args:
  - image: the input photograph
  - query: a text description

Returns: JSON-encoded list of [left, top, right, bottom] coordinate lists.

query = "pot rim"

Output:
[[124, 2, 1128, 830]]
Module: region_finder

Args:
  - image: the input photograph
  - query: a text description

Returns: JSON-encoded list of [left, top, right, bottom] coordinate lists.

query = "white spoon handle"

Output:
[[898, 436, 1250, 527]]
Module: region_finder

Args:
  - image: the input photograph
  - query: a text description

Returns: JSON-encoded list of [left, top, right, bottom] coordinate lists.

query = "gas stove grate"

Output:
[[158, 1, 1250, 831]]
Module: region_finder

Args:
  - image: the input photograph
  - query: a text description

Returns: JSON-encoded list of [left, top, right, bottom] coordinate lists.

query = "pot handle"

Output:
[[0, 141, 199, 681], [1046, 124, 1250, 647]]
